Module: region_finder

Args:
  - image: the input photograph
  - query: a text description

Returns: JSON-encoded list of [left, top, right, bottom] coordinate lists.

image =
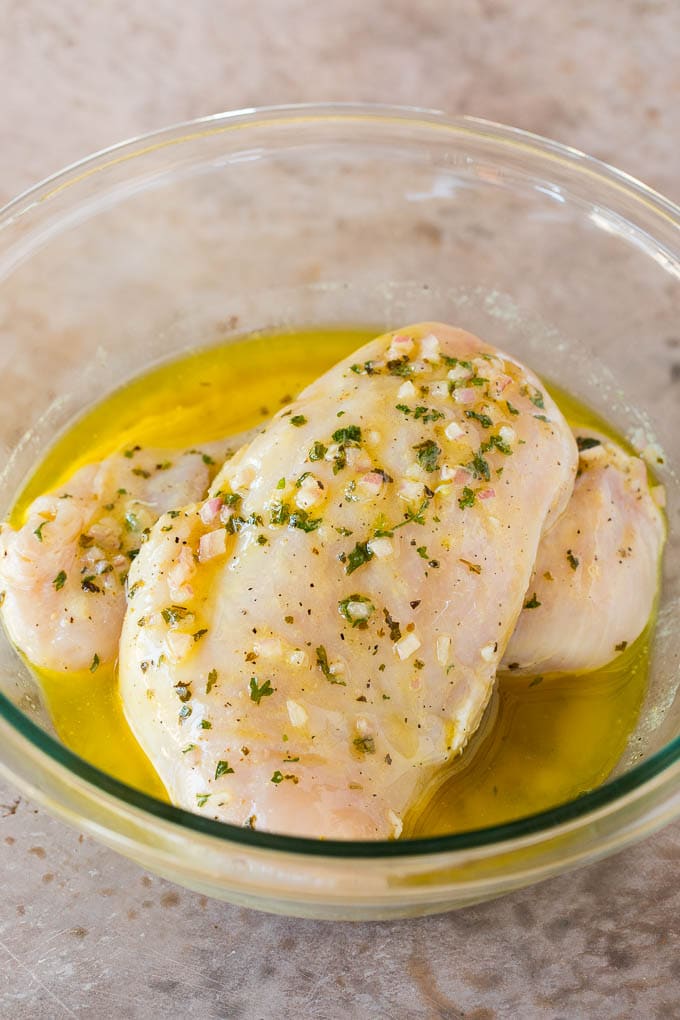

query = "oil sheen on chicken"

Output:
[[503, 430, 665, 674], [118, 323, 578, 839]]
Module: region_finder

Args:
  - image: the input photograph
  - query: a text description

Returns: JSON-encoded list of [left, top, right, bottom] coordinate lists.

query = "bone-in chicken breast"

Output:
[[119, 323, 577, 838], [503, 431, 665, 674]]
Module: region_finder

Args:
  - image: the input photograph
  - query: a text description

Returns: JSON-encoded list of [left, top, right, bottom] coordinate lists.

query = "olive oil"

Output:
[[17, 327, 652, 834]]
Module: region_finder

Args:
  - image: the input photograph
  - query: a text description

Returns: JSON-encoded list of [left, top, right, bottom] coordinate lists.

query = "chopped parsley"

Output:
[[271, 771, 284, 784], [196, 793, 211, 807], [481, 434, 512, 456], [416, 546, 429, 559], [33, 521, 49, 542], [289, 509, 322, 533], [215, 760, 234, 779], [353, 736, 376, 754], [332, 424, 362, 445], [465, 409, 493, 428], [468, 451, 491, 481], [249, 676, 275, 704], [413, 439, 441, 473], [161, 605, 193, 627], [200, 719, 212, 730], [338, 594, 375, 628], [309, 441, 327, 461], [397, 404, 445, 424], [529, 389, 545, 409], [89, 653, 100, 673], [53, 570, 67, 591], [524, 593, 542, 609], [506, 400, 520, 416], [576, 436, 602, 452], [383, 608, 402, 642], [615, 640, 628, 652], [566, 549, 580, 570], [316, 645, 346, 685], [345, 541, 374, 575], [290, 415, 307, 427]]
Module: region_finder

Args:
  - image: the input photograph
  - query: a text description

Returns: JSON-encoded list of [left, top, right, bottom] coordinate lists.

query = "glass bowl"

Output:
[[0, 104, 678, 921]]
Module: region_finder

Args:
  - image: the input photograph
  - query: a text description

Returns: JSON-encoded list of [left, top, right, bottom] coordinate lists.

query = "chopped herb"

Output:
[[615, 640, 628, 652], [524, 593, 542, 609], [196, 793, 210, 807], [89, 653, 100, 673], [271, 771, 284, 784], [276, 478, 286, 490], [223, 493, 242, 507], [465, 409, 493, 428], [387, 358, 413, 377], [316, 645, 346, 685], [128, 580, 144, 598], [353, 736, 376, 754], [413, 439, 441, 473], [53, 570, 67, 591], [81, 577, 101, 593], [132, 467, 151, 479], [123, 446, 141, 458], [295, 472, 311, 488], [350, 360, 376, 375], [383, 608, 402, 642], [506, 400, 520, 416], [124, 510, 139, 532], [468, 451, 491, 481], [345, 541, 374, 575], [290, 415, 307, 427], [200, 719, 212, 729], [249, 676, 275, 704], [174, 682, 192, 703], [529, 389, 545, 409], [335, 526, 353, 537], [528, 675, 544, 688], [332, 424, 362, 445], [193, 629, 208, 642], [289, 509, 322, 533], [413, 659, 425, 670], [256, 534, 268, 545], [414, 406, 445, 423], [458, 488, 475, 512], [215, 760, 234, 779], [202, 453, 215, 465], [270, 501, 290, 526], [33, 521, 49, 542], [534, 414, 550, 423], [566, 549, 580, 570], [167, 510, 181, 519], [576, 436, 602, 452], [481, 434, 512, 456], [309, 441, 327, 461], [161, 605, 193, 627], [181, 744, 196, 754], [338, 594, 375, 628], [416, 546, 429, 559], [284, 615, 294, 624]]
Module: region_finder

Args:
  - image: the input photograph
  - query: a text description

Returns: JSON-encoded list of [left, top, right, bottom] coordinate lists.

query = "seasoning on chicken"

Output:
[[119, 323, 577, 839], [0, 444, 230, 672], [503, 430, 665, 674]]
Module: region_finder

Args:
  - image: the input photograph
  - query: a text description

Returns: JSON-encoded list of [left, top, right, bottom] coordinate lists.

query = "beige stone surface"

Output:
[[0, 2, 679, 1017]]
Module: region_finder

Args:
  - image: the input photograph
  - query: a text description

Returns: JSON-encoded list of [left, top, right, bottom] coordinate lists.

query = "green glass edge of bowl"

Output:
[[0, 102, 678, 861]]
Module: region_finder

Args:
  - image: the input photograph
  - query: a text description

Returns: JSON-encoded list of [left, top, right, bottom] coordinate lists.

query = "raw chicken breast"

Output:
[[502, 430, 665, 674], [0, 443, 228, 672], [119, 323, 577, 839]]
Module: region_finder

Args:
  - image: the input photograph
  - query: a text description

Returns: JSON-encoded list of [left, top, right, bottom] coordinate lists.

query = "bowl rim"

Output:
[[0, 101, 678, 861]]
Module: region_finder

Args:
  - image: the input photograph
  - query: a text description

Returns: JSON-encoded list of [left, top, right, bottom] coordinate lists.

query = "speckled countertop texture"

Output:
[[1, 2, 679, 1017]]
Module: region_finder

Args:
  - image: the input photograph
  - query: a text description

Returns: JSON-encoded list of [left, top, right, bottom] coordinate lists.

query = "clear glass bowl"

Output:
[[0, 105, 678, 920]]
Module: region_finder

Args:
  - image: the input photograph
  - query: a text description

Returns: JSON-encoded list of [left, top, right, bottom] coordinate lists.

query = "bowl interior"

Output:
[[0, 107, 678, 866]]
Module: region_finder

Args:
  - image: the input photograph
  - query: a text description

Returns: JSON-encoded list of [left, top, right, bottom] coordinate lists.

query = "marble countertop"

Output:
[[1, 2, 679, 1016]]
